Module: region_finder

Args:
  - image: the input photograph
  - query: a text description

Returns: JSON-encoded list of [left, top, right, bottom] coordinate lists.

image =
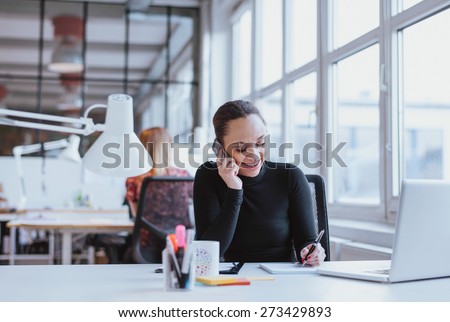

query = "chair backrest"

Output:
[[131, 176, 194, 263], [305, 174, 330, 261]]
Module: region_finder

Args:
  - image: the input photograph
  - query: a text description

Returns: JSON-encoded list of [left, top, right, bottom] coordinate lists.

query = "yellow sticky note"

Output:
[[196, 276, 251, 286]]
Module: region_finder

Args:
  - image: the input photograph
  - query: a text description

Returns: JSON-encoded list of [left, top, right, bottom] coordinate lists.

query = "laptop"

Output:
[[317, 180, 450, 283]]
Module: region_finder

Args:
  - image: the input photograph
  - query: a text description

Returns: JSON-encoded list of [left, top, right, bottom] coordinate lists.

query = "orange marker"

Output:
[[168, 233, 178, 252]]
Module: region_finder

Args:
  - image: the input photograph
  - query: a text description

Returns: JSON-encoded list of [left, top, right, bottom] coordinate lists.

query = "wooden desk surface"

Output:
[[7, 221, 133, 231], [0, 213, 20, 222], [24, 208, 128, 214], [5, 208, 132, 230], [6, 217, 133, 231]]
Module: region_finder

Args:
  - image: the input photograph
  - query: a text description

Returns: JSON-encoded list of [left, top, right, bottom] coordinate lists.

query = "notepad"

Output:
[[196, 276, 251, 286], [259, 263, 317, 275]]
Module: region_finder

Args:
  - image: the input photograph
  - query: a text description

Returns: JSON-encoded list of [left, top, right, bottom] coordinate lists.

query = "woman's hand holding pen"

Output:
[[217, 149, 242, 190], [300, 243, 326, 267]]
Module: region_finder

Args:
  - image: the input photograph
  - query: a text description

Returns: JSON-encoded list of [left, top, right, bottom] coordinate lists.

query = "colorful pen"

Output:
[[166, 236, 181, 279], [175, 225, 186, 249], [168, 233, 178, 252], [301, 229, 325, 267], [175, 225, 186, 268], [180, 244, 193, 288]]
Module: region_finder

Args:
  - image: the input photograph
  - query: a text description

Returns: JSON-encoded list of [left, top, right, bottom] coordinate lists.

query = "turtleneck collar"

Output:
[[238, 161, 268, 186]]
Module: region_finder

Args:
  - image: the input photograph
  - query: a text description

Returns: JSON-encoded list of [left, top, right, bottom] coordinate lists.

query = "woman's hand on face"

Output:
[[217, 156, 243, 190], [300, 243, 326, 267]]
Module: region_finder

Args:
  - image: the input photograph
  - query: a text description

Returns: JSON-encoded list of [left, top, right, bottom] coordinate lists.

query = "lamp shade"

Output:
[[48, 16, 84, 73], [48, 37, 84, 73], [58, 134, 81, 162], [83, 94, 152, 176]]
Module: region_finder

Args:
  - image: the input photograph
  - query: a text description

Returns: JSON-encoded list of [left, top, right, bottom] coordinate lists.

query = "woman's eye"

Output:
[[256, 142, 265, 148]]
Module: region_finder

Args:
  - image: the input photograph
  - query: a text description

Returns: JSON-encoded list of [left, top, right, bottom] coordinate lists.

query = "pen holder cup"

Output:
[[192, 240, 220, 277], [162, 248, 195, 291]]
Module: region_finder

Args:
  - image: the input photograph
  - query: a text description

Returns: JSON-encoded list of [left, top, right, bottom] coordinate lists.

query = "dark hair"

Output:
[[213, 100, 266, 144]]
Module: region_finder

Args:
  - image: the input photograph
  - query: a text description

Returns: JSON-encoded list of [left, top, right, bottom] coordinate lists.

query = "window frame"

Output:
[[226, 0, 450, 223]]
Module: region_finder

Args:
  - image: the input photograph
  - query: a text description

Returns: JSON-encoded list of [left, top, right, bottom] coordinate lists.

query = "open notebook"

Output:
[[259, 263, 317, 275]]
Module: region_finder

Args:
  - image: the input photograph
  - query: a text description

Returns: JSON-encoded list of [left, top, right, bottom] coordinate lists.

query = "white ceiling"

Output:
[[0, 0, 201, 114]]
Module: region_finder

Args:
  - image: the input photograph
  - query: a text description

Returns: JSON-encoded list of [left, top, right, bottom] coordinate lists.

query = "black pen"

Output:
[[301, 229, 325, 267]]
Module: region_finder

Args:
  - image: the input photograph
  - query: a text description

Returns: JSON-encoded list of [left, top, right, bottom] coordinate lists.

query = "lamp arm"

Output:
[[1, 108, 88, 125], [12, 138, 72, 210], [12, 150, 25, 209], [83, 104, 107, 118], [13, 139, 69, 156], [2, 94, 151, 179], [1, 103, 110, 209], [0, 107, 106, 135]]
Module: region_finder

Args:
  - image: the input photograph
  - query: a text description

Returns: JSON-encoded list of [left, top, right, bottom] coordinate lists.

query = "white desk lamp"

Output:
[[0, 94, 152, 178], [12, 135, 82, 210]]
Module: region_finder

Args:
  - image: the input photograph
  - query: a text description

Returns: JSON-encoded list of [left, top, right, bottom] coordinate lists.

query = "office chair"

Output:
[[305, 174, 330, 261], [85, 232, 129, 264], [84, 199, 132, 264], [131, 176, 194, 264]]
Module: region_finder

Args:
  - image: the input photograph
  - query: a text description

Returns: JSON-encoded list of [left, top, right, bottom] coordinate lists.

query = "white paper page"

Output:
[[259, 263, 317, 274]]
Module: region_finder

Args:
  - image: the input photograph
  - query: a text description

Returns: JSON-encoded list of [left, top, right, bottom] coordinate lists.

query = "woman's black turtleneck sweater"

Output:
[[193, 161, 316, 262]]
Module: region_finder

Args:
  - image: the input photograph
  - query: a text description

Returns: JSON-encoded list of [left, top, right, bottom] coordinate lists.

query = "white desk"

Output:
[[0, 262, 449, 301], [0, 212, 25, 261], [7, 210, 133, 265]]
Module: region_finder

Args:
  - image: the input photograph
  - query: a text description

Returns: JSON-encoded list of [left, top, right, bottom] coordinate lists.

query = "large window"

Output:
[[257, 0, 282, 89], [232, 8, 252, 98], [334, 45, 380, 204], [396, 0, 424, 12], [290, 73, 318, 173], [257, 90, 283, 160], [230, 0, 450, 222], [288, 0, 317, 71], [398, 8, 450, 185], [332, 0, 379, 48]]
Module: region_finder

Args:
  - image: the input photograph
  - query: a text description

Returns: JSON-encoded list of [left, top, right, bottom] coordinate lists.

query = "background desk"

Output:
[[0, 262, 449, 301], [0, 212, 26, 261], [6, 210, 133, 265]]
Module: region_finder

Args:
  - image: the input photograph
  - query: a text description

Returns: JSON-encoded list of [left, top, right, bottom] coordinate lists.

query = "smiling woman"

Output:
[[193, 100, 326, 265]]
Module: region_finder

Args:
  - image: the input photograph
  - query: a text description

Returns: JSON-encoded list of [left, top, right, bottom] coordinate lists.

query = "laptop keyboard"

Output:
[[366, 268, 390, 275]]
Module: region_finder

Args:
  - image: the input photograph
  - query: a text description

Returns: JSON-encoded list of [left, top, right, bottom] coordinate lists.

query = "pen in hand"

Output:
[[301, 229, 325, 267]]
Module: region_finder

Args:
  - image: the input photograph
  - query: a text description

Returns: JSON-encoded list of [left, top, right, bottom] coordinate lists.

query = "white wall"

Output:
[[0, 157, 126, 210]]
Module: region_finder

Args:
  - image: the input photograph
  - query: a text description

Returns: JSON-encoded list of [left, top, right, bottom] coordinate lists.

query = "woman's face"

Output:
[[221, 114, 268, 177]]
